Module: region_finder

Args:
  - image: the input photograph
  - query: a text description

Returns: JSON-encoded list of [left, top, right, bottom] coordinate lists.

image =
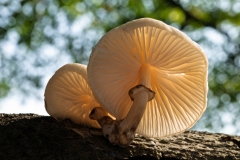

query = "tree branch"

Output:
[[1, 114, 240, 159]]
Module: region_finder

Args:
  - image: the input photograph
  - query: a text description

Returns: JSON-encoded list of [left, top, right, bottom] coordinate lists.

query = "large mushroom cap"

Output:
[[44, 63, 101, 128], [88, 18, 208, 137]]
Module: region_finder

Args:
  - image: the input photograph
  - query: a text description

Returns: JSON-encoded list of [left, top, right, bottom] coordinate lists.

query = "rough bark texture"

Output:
[[0, 114, 239, 160]]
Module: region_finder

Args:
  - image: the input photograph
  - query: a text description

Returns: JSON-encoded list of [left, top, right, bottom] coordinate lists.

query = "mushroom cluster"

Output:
[[44, 18, 208, 147]]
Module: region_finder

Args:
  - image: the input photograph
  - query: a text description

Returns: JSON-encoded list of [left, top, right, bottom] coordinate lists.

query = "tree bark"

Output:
[[0, 114, 239, 160]]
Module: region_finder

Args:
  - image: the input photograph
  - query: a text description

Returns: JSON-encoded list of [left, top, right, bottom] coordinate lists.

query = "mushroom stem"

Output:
[[119, 85, 153, 133], [110, 64, 154, 146], [111, 84, 154, 146], [101, 64, 153, 146], [89, 64, 155, 147], [89, 85, 154, 147], [119, 64, 154, 132]]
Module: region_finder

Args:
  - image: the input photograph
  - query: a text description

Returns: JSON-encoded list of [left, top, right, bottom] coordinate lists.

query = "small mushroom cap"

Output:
[[88, 18, 208, 137], [44, 63, 101, 128]]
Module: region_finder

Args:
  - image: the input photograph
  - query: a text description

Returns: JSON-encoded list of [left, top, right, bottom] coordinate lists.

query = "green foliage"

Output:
[[0, 0, 240, 134], [0, 80, 10, 97]]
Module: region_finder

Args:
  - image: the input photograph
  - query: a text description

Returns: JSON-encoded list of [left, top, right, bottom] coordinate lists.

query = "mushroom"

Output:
[[87, 18, 208, 145], [44, 63, 111, 128]]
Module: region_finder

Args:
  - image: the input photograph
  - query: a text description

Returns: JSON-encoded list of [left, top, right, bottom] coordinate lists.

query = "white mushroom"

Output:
[[87, 18, 208, 146], [44, 63, 111, 128]]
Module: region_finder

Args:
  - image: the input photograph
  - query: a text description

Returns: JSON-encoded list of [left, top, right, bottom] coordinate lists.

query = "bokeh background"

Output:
[[0, 0, 240, 135]]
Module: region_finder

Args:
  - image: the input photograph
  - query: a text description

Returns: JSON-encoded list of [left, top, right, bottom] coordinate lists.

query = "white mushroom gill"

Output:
[[88, 18, 208, 144], [45, 63, 102, 128]]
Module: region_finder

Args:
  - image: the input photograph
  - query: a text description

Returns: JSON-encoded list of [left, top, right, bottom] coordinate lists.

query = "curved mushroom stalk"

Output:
[[119, 85, 155, 135], [89, 85, 155, 147], [117, 84, 155, 146], [117, 64, 155, 132]]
